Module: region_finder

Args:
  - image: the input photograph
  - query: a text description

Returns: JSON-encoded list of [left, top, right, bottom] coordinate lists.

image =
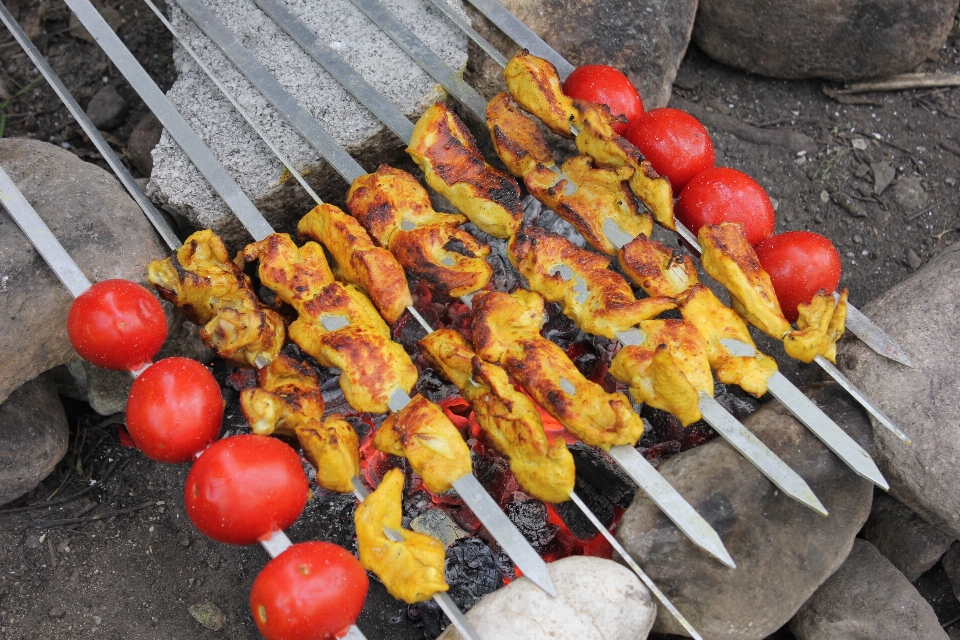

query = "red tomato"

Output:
[[675, 167, 776, 246], [625, 108, 715, 191], [562, 65, 643, 135], [250, 541, 369, 640], [125, 357, 223, 463], [185, 435, 308, 546], [66, 279, 167, 371], [755, 231, 842, 323]]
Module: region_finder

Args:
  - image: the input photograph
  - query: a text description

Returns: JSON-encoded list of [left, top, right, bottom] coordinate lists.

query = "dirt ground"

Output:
[[1, 1, 960, 638]]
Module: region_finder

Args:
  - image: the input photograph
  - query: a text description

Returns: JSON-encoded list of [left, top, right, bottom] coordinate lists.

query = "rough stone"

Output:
[[466, 0, 697, 109], [0, 138, 171, 405], [895, 176, 929, 211], [0, 376, 69, 505], [943, 542, 960, 600], [127, 112, 163, 176], [860, 491, 956, 581], [85, 84, 127, 130], [616, 383, 874, 640], [790, 540, 948, 640], [437, 555, 655, 640], [838, 243, 960, 537], [147, 0, 469, 251], [692, 0, 959, 82], [872, 161, 896, 195]]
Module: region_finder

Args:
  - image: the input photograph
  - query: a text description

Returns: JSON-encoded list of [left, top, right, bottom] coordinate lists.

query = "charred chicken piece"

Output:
[[297, 203, 412, 325], [408, 102, 524, 239], [486, 91, 555, 177], [699, 223, 792, 340], [525, 155, 652, 256], [296, 416, 361, 494], [241, 234, 417, 414], [503, 50, 580, 138], [420, 329, 575, 504], [610, 319, 714, 427], [783, 289, 848, 363], [508, 227, 675, 339], [618, 232, 699, 298], [239, 353, 324, 438], [347, 165, 494, 298], [147, 229, 284, 368], [372, 395, 472, 495], [471, 290, 644, 449], [574, 102, 676, 231], [355, 468, 449, 604]]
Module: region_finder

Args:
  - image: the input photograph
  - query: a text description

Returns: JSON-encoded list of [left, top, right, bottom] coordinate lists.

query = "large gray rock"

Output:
[[838, 243, 960, 538], [790, 539, 948, 640], [438, 555, 655, 640], [860, 492, 956, 581], [466, 0, 697, 108], [693, 0, 959, 81], [0, 138, 170, 406], [0, 377, 69, 505], [616, 383, 874, 639], [148, 0, 469, 250], [943, 542, 960, 601]]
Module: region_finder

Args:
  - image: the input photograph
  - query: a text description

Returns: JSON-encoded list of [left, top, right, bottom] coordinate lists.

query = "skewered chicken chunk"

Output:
[[355, 468, 449, 604], [471, 289, 644, 449], [508, 227, 675, 339], [503, 50, 581, 138], [297, 416, 361, 494], [782, 289, 848, 363], [486, 91, 555, 177], [619, 234, 778, 397], [297, 203, 412, 324], [348, 165, 494, 297], [420, 329, 575, 504], [241, 234, 417, 414], [147, 229, 284, 368], [610, 319, 713, 427], [408, 102, 523, 239], [373, 395, 472, 495]]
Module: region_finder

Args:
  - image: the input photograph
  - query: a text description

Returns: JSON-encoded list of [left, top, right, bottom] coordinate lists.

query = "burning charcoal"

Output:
[[555, 477, 614, 539], [403, 490, 434, 521], [714, 381, 762, 421], [679, 421, 718, 451], [408, 600, 444, 639], [305, 488, 357, 552], [411, 509, 469, 547], [446, 538, 503, 611], [473, 451, 519, 505], [568, 442, 637, 508], [449, 504, 482, 536], [415, 368, 459, 403], [505, 498, 559, 553], [642, 404, 686, 443], [523, 193, 587, 248], [641, 440, 682, 467], [393, 310, 431, 354], [490, 543, 517, 581], [542, 305, 580, 350]]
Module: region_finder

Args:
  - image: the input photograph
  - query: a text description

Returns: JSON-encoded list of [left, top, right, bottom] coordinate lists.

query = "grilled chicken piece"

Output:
[[408, 102, 523, 239], [355, 468, 448, 604], [472, 290, 644, 449], [574, 102, 676, 231], [486, 91, 555, 177], [373, 395, 472, 495], [525, 155, 652, 256], [297, 203, 412, 325], [297, 416, 361, 494], [241, 234, 417, 414], [348, 165, 494, 297], [420, 329, 575, 504], [240, 354, 324, 438], [509, 227, 674, 339], [618, 233, 698, 298], [699, 224, 792, 340], [147, 230, 284, 368], [783, 289, 848, 363], [503, 51, 579, 138], [610, 319, 713, 427]]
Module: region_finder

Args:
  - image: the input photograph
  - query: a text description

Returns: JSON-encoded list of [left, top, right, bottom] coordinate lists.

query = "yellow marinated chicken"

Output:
[[297, 203, 412, 325], [610, 319, 713, 426], [147, 229, 284, 368], [239, 354, 324, 438], [698, 223, 792, 340], [619, 234, 778, 397], [525, 155, 652, 256], [296, 415, 361, 494], [408, 102, 523, 239], [574, 102, 676, 231], [373, 395, 472, 495], [355, 468, 448, 604], [471, 290, 644, 449], [486, 91, 556, 177], [782, 289, 848, 363], [420, 329, 575, 504], [347, 165, 493, 298], [503, 50, 580, 138], [508, 227, 675, 339], [240, 234, 417, 414]]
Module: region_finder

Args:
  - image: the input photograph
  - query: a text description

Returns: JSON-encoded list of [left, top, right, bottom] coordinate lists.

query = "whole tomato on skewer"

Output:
[[675, 167, 776, 246], [756, 231, 842, 323], [625, 108, 715, 191], [563, 65, 643, 135]]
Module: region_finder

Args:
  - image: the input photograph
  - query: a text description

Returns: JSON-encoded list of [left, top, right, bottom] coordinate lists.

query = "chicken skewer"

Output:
[[428, 0, 914, 371]]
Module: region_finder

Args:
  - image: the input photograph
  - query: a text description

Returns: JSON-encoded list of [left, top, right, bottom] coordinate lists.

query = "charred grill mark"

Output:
[[443, 237, 477, 258]]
